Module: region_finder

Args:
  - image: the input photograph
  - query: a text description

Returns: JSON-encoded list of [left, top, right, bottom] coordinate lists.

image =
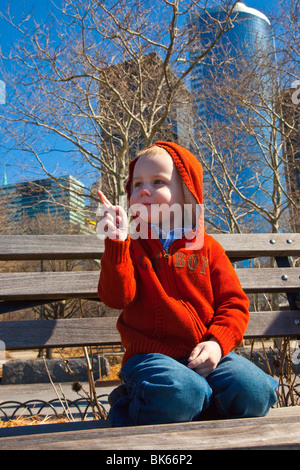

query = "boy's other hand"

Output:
[[187, 338, 222, 378], [97, 191, 128, 241]]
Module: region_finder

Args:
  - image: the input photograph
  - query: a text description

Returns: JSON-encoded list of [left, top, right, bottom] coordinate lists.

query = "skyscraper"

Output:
[[188, 3, 278, 232], [190, 3, 274, 93]]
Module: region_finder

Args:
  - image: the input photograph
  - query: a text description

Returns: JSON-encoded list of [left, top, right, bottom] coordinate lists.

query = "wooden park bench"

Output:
[[0, 232, 299, 450]]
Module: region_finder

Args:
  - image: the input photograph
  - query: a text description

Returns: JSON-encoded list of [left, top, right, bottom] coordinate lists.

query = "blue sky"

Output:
[[0, 1, 277, 44], [0, 0, 278, 187], [0, 0, 68, 185], [0, 0, 53, 54], [243, 1, 275, 15]]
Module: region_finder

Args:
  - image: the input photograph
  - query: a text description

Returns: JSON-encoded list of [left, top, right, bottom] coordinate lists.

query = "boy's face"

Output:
[[129, 151, 184, 227]]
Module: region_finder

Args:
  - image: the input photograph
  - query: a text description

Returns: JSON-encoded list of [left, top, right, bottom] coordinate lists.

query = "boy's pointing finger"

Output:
[[98, 191, 113, 209]]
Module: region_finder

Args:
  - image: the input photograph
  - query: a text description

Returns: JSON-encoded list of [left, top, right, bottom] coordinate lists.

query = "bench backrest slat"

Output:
[[1, 310, 300, 350], [0, 268, 299, 301], [1, 317, 120, 350], [0, 233, 299, 260], [0, 235, 104, 260], [245, 310, 300, 338]]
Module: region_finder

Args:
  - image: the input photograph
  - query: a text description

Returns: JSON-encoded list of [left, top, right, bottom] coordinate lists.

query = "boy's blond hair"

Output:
[[137, 145, 170, 160]]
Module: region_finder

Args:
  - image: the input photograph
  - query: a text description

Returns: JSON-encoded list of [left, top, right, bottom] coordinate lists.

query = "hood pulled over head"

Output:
[[125, 141, 203, 208]]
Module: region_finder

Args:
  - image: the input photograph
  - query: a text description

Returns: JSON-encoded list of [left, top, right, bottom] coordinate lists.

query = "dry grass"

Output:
[[0, 414, 69, 428], [0, 349, 122, 428], [100, 363, 121, 381]]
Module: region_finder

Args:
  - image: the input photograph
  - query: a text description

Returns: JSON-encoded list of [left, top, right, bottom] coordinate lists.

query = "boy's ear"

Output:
[[125, 157, 139, 199], [182, 183, 198, 227]]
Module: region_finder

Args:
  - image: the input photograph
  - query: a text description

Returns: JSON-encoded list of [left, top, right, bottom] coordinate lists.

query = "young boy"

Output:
[[97, 141, 278, 427]]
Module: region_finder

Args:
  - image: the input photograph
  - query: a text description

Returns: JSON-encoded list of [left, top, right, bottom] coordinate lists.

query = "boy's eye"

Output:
[[133, 179, 167, 188]]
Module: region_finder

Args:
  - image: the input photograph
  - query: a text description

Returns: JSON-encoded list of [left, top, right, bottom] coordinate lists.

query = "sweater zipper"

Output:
[[161, 247, 177, 299], [161, 242, 205, 339], [163, 238, 184, 258]]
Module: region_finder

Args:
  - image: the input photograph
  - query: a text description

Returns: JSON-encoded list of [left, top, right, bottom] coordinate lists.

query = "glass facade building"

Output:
[[190, 3, 274, 90], [1, 175, 86, 231], [188, 3, 278, 232]]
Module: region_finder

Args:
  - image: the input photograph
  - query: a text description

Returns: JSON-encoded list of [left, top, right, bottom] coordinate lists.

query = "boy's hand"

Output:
[[187, 338, 222, 378], [97, 191, 128, 241]]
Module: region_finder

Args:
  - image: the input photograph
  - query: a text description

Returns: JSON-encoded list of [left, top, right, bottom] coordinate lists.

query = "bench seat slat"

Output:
[[1, 407, 300, 449], [0, 233, 299, 260], [0, 268, 299, 301]]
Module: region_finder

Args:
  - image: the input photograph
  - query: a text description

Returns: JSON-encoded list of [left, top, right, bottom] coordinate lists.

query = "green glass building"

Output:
[[1, 175, 86, 230]]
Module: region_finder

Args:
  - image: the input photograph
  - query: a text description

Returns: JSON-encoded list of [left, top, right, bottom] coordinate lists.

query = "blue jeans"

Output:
[[108, 352, 278, 427]]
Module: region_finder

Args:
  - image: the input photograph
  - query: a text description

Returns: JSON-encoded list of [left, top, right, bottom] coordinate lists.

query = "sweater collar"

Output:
[[150, 224, 194, 250]]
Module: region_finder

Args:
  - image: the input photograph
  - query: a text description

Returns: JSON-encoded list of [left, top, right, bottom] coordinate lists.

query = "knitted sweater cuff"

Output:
[[104, 236, 131, 263], [204, 324, 238, 357]]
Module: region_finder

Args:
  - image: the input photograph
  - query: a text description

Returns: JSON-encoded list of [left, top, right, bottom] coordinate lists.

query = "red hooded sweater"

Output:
[[98, 142, 250, 364]]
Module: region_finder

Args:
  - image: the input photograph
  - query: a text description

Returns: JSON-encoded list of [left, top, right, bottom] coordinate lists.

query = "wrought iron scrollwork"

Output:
[[0, 394, 109, 423]]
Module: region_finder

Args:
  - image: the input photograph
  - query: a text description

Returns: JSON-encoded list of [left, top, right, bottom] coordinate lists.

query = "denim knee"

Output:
[[207, 352, 278, 418], [135, 368, 211, 424], [109, 353, 212, 426]]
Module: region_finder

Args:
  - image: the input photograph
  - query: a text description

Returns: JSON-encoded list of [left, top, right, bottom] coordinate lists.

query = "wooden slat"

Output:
[[0, 317, 120, 350], [0, 235, 104, 260], [0, 271, 99, 300], [0, 233, 299, 261], [1, 310, 299, 350], [213, 232, 300, 258], [0, 268, 299, 301], [235, 267, 300, 293], [245, 310, 300, 338], [0, 407, 300, 450]]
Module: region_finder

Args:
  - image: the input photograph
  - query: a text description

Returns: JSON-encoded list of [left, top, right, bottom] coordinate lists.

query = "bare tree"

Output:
[[271, 0, 300, 233], [0, 0, 240, 204], [188, 4, 299, 234], [272, 0, 300, 78]]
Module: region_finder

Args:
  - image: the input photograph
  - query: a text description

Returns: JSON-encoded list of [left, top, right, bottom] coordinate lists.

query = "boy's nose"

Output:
[[140, 187, 151, 196]]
